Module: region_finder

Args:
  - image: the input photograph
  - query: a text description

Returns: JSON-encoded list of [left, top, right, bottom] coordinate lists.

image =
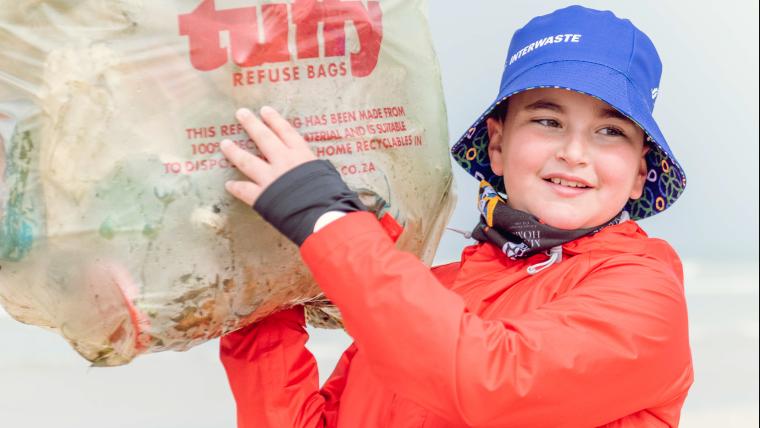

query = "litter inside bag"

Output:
[[0, 0, 453, 366]]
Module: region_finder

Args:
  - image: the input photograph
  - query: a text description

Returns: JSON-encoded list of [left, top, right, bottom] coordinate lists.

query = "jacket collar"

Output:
[[561, 220, 649, 255]]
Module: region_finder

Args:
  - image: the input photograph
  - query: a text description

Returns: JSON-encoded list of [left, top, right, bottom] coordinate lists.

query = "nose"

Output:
[[555, 132, 589, 166]]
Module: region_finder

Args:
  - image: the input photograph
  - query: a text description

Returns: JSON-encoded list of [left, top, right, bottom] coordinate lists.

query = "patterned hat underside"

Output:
[[451, 87, 686, 221]]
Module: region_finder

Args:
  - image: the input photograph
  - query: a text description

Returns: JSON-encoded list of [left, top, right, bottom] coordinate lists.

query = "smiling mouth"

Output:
[[544, 177, 590, 189]]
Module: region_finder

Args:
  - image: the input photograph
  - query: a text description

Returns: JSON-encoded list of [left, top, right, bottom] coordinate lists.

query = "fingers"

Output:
[[235, 108, 282, 161], [222, 106, 315, 209], [224, 180, 262, 207], [220, 140, 270, 184], [259, 106, 307, 149]]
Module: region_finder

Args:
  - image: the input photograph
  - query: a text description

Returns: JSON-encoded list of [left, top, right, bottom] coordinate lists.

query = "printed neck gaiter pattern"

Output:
[[471, 180, 629, 259]]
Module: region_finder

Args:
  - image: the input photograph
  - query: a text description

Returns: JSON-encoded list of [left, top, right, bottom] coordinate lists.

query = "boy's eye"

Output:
[[599, 126, 626, 137], [533, 118, 561, 128]]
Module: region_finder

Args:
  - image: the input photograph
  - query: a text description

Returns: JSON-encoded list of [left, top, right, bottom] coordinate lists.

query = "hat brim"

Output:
[[450, 60, 686, 220]]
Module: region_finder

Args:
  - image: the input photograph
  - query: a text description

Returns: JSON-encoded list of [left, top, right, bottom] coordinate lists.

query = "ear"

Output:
[[629, 144, 652, 200], [486, 117, 505, 177]]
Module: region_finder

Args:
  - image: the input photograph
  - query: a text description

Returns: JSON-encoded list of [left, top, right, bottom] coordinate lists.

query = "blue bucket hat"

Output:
[[450, 5, 686, 220]]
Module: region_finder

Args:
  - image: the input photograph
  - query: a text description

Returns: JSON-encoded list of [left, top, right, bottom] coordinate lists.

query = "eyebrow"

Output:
[[525, 98, 635, 123], [598, 107, 631, 122], [524, 100, 564, 113]]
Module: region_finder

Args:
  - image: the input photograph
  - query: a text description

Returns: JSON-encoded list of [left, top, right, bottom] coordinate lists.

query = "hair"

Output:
[[488, 99, 509, 123]]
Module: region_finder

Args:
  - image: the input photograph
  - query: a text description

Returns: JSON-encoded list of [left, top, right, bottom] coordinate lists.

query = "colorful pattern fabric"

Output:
[[451, 90, 687, 222], [451, 111, 686, 220]]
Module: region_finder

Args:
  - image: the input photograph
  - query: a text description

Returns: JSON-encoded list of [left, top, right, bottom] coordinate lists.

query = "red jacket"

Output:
[[221, 212, 693, 427]]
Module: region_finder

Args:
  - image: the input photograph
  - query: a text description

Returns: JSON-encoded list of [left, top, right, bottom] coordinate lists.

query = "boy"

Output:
[[218, 5, 693, 427]]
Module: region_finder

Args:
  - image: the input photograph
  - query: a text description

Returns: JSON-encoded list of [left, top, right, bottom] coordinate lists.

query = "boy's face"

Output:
[[486, 88, 649, 230]]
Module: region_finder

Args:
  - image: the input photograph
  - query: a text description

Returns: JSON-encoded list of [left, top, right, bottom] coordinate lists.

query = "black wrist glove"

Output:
[[253, 159, 367, 246]]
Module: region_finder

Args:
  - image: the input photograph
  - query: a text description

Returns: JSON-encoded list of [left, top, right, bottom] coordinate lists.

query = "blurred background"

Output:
[[1, 1, 757, 427]]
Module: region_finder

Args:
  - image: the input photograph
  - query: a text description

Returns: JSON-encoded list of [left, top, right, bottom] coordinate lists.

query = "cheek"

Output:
[[502, 145, 534, 190], [502, 131, 549, 180], [596, 149, 641, 193]]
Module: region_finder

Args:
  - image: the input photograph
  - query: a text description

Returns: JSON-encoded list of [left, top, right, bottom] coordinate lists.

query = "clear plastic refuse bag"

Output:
[[0, 0, 454, 366]]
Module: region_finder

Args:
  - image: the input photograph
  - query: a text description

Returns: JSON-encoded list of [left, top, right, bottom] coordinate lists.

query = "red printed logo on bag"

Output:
[[179, 0, 383, 77]]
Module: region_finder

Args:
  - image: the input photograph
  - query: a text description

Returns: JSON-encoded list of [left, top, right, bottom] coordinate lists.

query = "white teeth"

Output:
[[549, 177, 587, 188]]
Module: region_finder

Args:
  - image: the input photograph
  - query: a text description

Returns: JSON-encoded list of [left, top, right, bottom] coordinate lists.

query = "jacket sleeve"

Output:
[[220, 307, 358, 428], [299, 212, 693, 428]]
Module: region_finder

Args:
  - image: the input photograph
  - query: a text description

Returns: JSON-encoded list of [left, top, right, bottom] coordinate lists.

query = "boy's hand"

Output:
[[220, 106, 316, 207], [220, 106, 366, 245]]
